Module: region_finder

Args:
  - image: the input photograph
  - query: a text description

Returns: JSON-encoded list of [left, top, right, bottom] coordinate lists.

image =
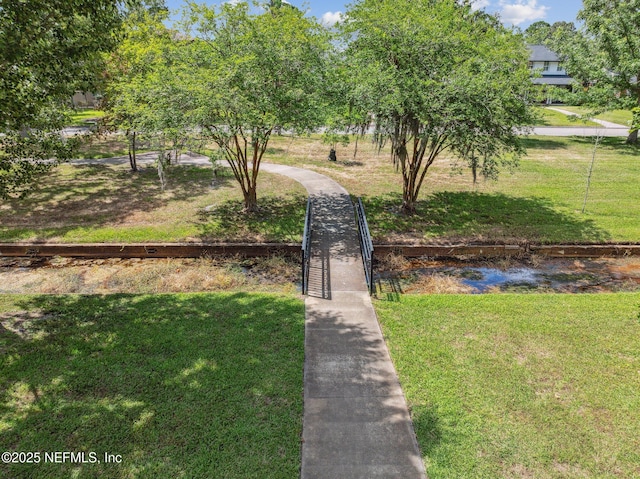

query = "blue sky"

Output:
[[165, 0, 584, 29]]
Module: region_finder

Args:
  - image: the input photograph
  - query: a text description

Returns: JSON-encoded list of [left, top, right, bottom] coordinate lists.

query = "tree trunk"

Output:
[[128, 131, 138, 172], [401, 176, 418, 215], [628, 98, 640, 144], [401, 199, 417, 215], [243, 187, 258, 213]]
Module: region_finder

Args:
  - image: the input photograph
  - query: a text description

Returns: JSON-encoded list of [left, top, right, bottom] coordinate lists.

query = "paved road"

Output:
[[533, 107, 629, 137], [530, 126, 628, 137]]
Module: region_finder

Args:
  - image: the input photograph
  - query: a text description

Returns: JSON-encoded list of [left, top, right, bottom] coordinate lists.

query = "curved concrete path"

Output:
[[532, 107, 629, 137], [547, 106, 628, 129], [261, 164, 426, 479]]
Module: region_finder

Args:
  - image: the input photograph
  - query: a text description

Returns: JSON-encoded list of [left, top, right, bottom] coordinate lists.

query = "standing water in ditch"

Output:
[[375, 257, 640, 294]]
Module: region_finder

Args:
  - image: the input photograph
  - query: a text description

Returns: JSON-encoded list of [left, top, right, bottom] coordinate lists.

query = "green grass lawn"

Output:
[[359, 136, 640, 243], [0, 162, 306, 243], [0, 293, 304, 479], [74, 136, 153, 160], [534, 107, 598, 127], [2, 134, 639, 244], [375, 293, 640, 478], [558, 106, 633, 127], [69, 109, 105, 127]]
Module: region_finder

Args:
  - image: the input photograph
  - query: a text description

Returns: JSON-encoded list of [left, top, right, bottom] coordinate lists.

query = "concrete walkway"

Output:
[[261, 164, 426, 479], [530, 107, 629, 137], [71, 154, 426, 475], [547, 106, 628, 129]]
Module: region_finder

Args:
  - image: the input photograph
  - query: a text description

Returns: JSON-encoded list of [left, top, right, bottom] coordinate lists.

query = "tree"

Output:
[[342, 0, 535, 214], [183, 1, 330, 212], [103, 9, 187, 173], [524, 21, 575, 45], [552, 0, 640, 143], [0, 0, 162, 198], [524, 21, 552, 44]]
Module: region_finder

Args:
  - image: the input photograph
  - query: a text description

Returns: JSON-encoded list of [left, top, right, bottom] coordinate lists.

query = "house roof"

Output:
[[528, 44, 560, 62], [532, 76, 574, 86]]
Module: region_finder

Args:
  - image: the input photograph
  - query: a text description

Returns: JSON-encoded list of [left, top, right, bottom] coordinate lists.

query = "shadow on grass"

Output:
[[519, 136, 570, 150], [196, 194, 307, 243], [303, 307, 427, 474], [0, 293, 304, 479], [363, 192, 610, 244], [0, 165, 214, 241], [567, 136, 640, 155]]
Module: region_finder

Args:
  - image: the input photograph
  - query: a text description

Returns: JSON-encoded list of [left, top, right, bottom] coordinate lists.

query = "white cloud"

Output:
[[499, 0, 549, 25], [470, 0, 491, 11], [321, 11, 343, 27]]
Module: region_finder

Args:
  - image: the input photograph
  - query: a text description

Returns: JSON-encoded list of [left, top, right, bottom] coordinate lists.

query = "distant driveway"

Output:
[[529, 126, 628, 137], [532, 107, 629, 137]]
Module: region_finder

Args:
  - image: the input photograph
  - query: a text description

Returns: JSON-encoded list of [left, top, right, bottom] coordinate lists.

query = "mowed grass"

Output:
[[557, 106, 633, 127], [0, 161, 307, 243], [69, 109, 105, 127], [375, 293, 640, 478], [1, 133, 638, 244], [0, 293, 304, 479], [268, 134, 640, 243], [534, 107, 598, 127]]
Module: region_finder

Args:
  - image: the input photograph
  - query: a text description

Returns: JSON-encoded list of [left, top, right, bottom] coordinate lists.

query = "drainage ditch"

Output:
[[375, 257, 640, 294]]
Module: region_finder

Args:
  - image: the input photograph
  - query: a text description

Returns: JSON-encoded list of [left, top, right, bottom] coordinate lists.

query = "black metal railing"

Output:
[[354, 197, 374, 295], [301, 198, 312, 294]]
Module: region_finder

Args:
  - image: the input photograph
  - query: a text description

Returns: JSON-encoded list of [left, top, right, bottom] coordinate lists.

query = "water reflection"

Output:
[[376, 258, 640, 294]]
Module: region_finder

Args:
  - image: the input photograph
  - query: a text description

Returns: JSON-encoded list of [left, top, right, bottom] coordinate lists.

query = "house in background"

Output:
[[528, 44, 573, 103], [71, 91, 98, 108]]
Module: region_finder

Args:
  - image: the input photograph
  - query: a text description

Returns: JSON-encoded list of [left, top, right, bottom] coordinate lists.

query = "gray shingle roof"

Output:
[[528, 44, 560, 62], [532, 76, 573, 86]]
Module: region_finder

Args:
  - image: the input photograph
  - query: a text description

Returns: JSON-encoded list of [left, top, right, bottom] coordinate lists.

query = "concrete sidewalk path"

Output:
[[261, 163, 426, 479], [547, 106, 628, 129]]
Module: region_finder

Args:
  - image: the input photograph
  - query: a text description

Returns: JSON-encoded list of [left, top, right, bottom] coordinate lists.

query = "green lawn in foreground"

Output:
[[375, 293, 640, 478], [0, 293, 304, 479]]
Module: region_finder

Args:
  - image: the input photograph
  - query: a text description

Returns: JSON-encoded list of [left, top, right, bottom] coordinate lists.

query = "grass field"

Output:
[[1, 134, 639, 244], [375, 293, 640, 478], [0, 293, 305, 479], [534, 107, 598, 127], [557, 107, 633, 127], [268, 134, 640, 244], [0, 161, 307, 243], [69, 109, 105, 127]]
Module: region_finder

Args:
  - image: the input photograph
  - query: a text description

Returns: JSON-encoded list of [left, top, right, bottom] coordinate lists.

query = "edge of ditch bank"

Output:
[[2, 242, 640, 259]]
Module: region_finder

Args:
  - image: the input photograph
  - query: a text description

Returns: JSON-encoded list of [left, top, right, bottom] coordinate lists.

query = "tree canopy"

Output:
[[552, 0, 640, 143], [342, 0, 535, 214], [182, 1, 331, 211], [103, 9, 187, 172], [0, 0, 162, 198], [523, 21, 576, 45]]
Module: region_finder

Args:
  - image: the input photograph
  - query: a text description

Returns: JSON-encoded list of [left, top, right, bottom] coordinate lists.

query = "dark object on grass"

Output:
[[328, 148, 337, 162]]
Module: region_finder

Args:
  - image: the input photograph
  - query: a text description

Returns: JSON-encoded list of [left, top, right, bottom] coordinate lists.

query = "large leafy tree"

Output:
[[552, 0, 640, 143], [342, 0, 535, 214], [0, 0, 161, 198], [183, 1, 330, 212], [103, 9, 188, 172], [524, 21, 576, 45]]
